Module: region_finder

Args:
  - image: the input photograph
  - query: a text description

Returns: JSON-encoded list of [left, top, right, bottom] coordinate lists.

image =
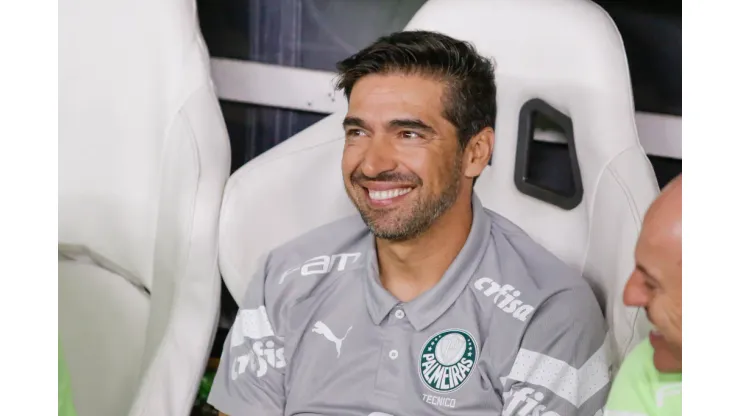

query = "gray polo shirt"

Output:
[[209, 195, 610, 416]]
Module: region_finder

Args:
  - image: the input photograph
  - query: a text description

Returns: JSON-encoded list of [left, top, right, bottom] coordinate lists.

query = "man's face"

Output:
[[624, 218, 682, 372], [341, 73, 465, 241]]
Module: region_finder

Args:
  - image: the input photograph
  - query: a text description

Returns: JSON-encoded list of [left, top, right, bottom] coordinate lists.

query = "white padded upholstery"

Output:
[[219, 0, 659, 370], [58, 0, 230, 414]]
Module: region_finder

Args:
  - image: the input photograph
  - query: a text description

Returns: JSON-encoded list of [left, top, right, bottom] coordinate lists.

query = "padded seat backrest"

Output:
[[218, 0, 659, 369], [58, 0, 230, 413]]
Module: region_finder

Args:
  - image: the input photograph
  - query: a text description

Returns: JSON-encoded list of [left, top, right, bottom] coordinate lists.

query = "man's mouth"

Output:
[[367, 187, 412, 201], [358, 184, 415, 207], [649, 325, 666, 348]]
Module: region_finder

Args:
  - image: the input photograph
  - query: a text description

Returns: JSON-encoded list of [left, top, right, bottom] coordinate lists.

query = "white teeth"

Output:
[[368, 187, 412, 201]]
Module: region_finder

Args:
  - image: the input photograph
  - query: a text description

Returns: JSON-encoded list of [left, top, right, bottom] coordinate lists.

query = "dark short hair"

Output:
[[335, 30, 496, 149]]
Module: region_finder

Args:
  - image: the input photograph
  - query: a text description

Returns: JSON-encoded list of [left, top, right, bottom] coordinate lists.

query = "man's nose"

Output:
[[360, 136, 397, 178], [623, 272, 650, 307]]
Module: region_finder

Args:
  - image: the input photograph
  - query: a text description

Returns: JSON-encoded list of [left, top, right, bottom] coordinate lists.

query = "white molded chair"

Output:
[[218, 0, 659, 372], [58, 0, 230, 414]]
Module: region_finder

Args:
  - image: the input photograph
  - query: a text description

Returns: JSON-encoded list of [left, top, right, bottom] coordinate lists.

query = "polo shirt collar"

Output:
[[364, 194, 491, 331]]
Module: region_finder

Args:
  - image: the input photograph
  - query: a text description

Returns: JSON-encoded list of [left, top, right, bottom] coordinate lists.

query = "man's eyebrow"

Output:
[[342, 116, 369, 130], [388, 118, 436, 134], [637, 264, 660, 284]]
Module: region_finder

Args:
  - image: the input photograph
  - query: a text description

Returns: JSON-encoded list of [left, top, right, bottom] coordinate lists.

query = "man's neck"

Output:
[[376, 196, 473, 302]]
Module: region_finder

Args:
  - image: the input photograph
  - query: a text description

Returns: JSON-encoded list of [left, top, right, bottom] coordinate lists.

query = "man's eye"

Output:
[[345, 129, 366, 138], [401, 131, 421, 139], [643, 276, 659, 292]]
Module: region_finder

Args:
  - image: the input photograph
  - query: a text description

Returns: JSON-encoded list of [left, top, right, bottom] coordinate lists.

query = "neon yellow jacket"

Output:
[[605, 339, 681, 416]]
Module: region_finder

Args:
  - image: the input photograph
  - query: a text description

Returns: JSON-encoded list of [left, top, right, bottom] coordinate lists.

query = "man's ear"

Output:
[[463, 127, 494, 179]]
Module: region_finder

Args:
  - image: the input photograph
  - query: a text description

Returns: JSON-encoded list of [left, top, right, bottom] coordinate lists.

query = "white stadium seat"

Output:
[[218, 0, 659, 374], [58, 0, 230, 413]]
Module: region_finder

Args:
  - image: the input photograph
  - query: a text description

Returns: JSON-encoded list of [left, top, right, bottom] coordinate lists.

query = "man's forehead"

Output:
[[637, 175, 682, 264], [643, 176, 681, 232], [637, 219, 681, 252], [635, 217, 682, 278], [347, 74, 447, 126]]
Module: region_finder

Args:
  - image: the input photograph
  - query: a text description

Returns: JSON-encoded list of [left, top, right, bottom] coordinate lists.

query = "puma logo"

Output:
[[312, 321, 352, 357]]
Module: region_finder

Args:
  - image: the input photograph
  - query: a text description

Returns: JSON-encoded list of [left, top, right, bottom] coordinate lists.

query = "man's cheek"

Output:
[[666, 329, 682, 353]]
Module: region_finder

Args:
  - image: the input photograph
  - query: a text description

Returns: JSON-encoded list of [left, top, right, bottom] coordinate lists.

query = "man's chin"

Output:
[[653, 348, 682, 373], [363, 212, 428, 242], [366, 219, 413, 242]]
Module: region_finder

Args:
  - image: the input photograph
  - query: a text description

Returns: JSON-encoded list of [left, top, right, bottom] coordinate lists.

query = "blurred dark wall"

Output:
[[198, 0, 680, 168]]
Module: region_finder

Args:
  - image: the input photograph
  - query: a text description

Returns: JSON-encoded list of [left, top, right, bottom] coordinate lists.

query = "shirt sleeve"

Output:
[[501, 286, 611, 416], [208, 256, 286, 416]]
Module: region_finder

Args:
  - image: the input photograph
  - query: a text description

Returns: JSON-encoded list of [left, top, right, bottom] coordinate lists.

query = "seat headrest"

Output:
[[59, 0, 216, 288], [219, 0, 659, 363]]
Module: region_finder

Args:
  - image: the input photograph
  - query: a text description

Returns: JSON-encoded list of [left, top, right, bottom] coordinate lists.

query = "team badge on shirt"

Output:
[[418, 329, 478, 393]]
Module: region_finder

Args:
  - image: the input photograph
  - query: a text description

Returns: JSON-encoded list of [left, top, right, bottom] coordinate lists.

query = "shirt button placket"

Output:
[[374, 316, 406, 399]]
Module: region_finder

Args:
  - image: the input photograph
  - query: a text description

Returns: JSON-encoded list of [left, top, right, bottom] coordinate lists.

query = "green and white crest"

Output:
[[418, 329, 478, 393]]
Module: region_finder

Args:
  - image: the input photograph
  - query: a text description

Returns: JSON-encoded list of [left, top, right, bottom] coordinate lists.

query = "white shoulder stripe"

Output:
[[656, 383, 681, 407], [230, 305, 276, 348], [603, 411, 647, 416], [502, 339, 611, 407]]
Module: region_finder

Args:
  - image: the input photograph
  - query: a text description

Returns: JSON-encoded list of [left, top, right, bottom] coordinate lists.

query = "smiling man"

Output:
[[208, 31, 610, 416], [605, 175, 682, 416]]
